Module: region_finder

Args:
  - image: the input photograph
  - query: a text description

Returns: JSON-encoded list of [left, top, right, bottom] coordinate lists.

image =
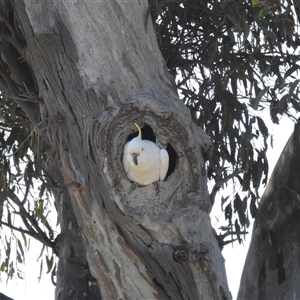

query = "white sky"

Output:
[[0, 242, 55, 299]]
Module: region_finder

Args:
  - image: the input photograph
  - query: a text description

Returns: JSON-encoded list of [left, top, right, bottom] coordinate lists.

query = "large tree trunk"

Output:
[[7, 1, 230, 298], [238, 123, 300, 299]]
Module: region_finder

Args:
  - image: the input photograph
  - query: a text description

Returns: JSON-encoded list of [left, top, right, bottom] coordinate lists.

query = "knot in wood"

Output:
[[173, 249, 188, 263], [189, 243, 208, 262]]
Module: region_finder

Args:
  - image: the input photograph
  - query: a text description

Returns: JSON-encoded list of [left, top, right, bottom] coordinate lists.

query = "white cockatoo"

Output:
[[122, 123, 169, 187]]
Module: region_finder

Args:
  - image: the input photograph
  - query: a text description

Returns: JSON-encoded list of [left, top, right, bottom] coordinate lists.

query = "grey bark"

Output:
[[53, 174, 101, 300], [0, 293, 13, 300], [7, 0, 230, 299], [238, 123, 300, 299], [0, 1, 101, 298]]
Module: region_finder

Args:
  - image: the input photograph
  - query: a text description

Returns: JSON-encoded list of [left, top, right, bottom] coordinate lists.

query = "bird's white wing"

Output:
[[159, 148, 169, 181], [122, 143, 130, 175]]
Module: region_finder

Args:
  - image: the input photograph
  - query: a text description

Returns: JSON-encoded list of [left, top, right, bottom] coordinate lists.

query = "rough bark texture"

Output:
[[10, 0, 230, 299], [238, 124, 300, 299], [53, 178, 101, 300]]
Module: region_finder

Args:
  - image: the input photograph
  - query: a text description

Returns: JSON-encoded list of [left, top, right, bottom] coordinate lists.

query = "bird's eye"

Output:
[[142, 148, 144, 151]]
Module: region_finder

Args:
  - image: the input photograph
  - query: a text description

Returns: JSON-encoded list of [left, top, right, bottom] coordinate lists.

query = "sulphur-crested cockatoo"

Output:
[[123, 123, 169, 186]]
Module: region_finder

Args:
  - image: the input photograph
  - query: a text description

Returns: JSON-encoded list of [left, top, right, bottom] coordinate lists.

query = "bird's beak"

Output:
[[132, 153, 139, 165]]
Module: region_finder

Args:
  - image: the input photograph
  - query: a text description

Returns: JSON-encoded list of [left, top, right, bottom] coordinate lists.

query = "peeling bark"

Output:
[[238, 123, 300, 299], [8, 0, 230, 299], [54, 182, 101, 300]]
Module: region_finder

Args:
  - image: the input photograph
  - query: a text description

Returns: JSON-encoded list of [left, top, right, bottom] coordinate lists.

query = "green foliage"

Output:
[[149, 0, 300, 238], [0, 90, 58, 283]]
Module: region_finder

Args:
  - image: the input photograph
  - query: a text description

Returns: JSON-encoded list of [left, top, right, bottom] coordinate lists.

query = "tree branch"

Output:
[[0, 31, 25, 59], [7, 190, 55, 249], [0, 8, 18, 39], [210, 168, 247, 206], [0, 120, 31, 127], [0, 58, 40, 126], [0, 220, 43, 242]]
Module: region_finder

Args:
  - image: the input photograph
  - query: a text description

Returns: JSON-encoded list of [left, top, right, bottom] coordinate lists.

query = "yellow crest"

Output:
[[134, 123, 142, 138]]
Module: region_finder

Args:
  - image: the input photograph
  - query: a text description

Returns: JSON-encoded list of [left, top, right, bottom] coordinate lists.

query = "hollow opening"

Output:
[[125, 124, 156, 142], [166, 143, 177, 178], [125, 124, 177, 180]]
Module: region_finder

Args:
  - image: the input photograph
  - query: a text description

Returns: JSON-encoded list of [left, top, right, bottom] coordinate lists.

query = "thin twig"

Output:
[[7, 190, 55, 249], [0, 121, 31, 127], [0, 9, 18, 39], [5, 118, 51, 158], [210, 168, 247, 206], [10, 96, 41, 103], [0, 220, 43, 242]]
